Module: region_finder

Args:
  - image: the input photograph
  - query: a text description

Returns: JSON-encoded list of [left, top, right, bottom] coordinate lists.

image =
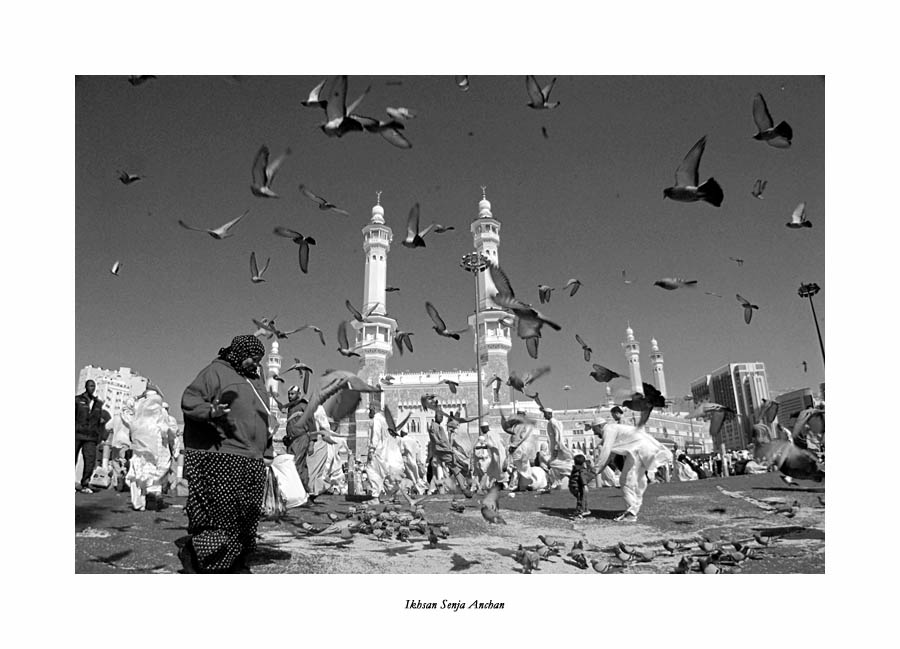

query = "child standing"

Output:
[[569, 454, 596, 518]]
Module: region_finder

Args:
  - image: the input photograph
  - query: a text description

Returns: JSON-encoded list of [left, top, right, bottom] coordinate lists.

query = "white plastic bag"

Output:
[[271, 454, 308, 508]]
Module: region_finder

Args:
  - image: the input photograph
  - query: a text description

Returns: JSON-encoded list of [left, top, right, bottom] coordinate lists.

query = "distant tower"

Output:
[[649, 337, 667, 399], [266, 340, 282, 413], [353, 194, 398, 456], [606, 385, 615, 407], [467, 188, 512, 412], [623, 324, 643, 394]]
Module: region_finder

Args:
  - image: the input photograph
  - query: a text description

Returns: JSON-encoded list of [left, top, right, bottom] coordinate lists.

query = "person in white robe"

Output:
[[543, 409, 573, 489], [366, 403, 404, 503], [306, 405, 341, 496], [399, 428, 427, 495], [506, 415, 548, 491], [125, 389, 177, 511]]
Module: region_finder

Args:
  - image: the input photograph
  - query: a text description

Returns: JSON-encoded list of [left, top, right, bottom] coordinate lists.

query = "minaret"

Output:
[[467, 188, 512, 412], [623, 324, 643, 394], [266, 340, 282, 412], [353, 193, 398, 456], [649, 337, 668, 399]]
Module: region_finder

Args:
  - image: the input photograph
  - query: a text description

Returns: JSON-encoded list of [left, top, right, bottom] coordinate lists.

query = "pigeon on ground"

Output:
[[428, 528, 439, 547], [440, 379, 459, 394], [752, 93, 793, 148], [110, 261, 121, 276], [538, 285, 555, 304], [273, 226, 316, 273], [591, 558, 613, 573], [654, 277, 698, 290], [563, 278, 582, 296], [589, 363, 623, 384], [127, 75, 156, 86], [250, 145, 291, 198], [394, 331, 414, 355], [402, 203, 434, 248], [336, 321, 360, 357], [299, 184, 350, 216], [487, 262, 561, 359], [295, 325, 326, 347], [786, 202, 813, 228], [300, 78, 328, 108], [178, 211, 248, 240], [538, 535, 561, 549], [480, 485, 506, 524], [575, 334, 592, 362], [455, 76, 470, 92], [737, 294, 759, 324], [425, 302, 468, 340], [662, 539, 680, 553], [118, 170, 142, 185], [674, 556, 693, 573], [450, 500, 466, 513], [249, 252, 270, 283], [663, 136, 724, 207], [751, 179, 767, 199], [525, 76, 560, 109], [346, 300, 378, 323]]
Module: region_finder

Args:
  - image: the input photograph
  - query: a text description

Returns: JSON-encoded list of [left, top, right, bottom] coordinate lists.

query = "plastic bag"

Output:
[[89, 465, 111, 490], [262, 466, 286, 519], [270, 454, 308, 508]]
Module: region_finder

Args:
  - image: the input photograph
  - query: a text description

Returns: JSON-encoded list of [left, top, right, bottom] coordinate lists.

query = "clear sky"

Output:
[[75, 75, 824, 417]]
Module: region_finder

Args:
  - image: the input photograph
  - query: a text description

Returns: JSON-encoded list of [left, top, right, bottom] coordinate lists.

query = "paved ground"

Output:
[[75, 471, 824, 574]]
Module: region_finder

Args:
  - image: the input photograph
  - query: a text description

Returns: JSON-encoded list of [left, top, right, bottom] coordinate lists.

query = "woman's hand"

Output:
[[209, 397, 231, 418]]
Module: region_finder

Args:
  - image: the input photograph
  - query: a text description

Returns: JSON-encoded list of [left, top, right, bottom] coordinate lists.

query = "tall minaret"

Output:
[[623, 324, 643, 394], [266, 340, 282, 412], [467, 188, 512, 412], [353, 194, 397, 456], [649, 337, 667, 399]]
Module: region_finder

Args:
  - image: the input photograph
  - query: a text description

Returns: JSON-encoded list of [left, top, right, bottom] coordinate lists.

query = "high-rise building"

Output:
[[76, 365, 148, 420], [690, 363, 770, 450], [775, 387, 814, 431]]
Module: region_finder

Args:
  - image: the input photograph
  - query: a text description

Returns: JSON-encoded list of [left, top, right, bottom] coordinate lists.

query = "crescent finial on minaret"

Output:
[[376, 190, 382, 205], [481, 185, 487, 200]]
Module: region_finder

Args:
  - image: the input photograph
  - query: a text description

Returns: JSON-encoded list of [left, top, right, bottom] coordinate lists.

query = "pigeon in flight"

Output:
[[352, 112, 413, 149], [336, 321, 360, 357], [249, 252, 270, 283], [345, 299, 378, 323], [563, 278, 582, 296], [178, 210, 248, 240], [487, 262, 561, 359], [250, 145, 291, 198], [273, 226, 316, 274], [589, 363, 623, 384], [425, 302, 468, 340], [386, 286, 400, 292], [386, 107, 417, 121], [654, 278, 698, 290], [575, 334, 592, 362], [537, 284, 555, 304], [251, 318, 302, 340], [295, 325, 326, 346], [507, 366, 550, 398], [384, 406, 412, 437], [251, 315, 277, 339], [705, 291, 723, 298], [525, 76, 560, 110], [440, 379, 459, 394], [622, 382, 667, 427], [786, 202, 813, 228], [622, 270, 633, 285], [455, 76, 470, 92], [736, 294, 759, 324], [284, 359, 313, 393], [300, 78, 328, 108], [751, 179, 767, 199], [110, 261, 120, 276], [319, 76, 368, 138], [118, 170, 142, 185], [541, 126, 549, 139], [480, 485, 506, 524], [729, 257, 744, 267], [127, 75, 156, 86], [402, 203, 434, 248], [298, 184, 350, 216], [801, 360, 808, 373], [752, 93, 793, 148], [393, 331, 414, 355], [663, 136, 724, 207], [380, 375, 396, 386], [432, 224, 455, 234]]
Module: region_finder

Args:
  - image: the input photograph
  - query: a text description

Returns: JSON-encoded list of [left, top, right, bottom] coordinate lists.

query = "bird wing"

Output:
[[403, 334, 414, 353], [345, 84, 371, 116], [218, 210, 248, 234], [791, 202, 806, 224], [325, 75, 349, 122], [425, 301, 447, 330], [525, 337, 540, 359], [736, 294, 750, 307], [177, 219, 208, 233], [301, 78, 327, 106], [299, 240, 311, 273], [379, 127, 413, 149], [395, 412, 412, 432], [674, 135, 706, 188], [384, 405, 398, 433], [406, 203, 420, 240], [258, 256, 270, 276], [567, 279, 581, 296], [274, 226, 303, 239], [298, 184, 326, 206], [743, 306, 753, 324], [575, 333, 587, 348], [345, 300, 363, 321], [524, 365, 551, 386], [541, 77, 557, 101], [250, 252, 259, 277], [251, 145, 269, 187], [752, 93, 774, 131], [266, 147, 290, 183], [337, 321, 350, 349], [487, 262, 516, 298], [525, 75, 544, 105]]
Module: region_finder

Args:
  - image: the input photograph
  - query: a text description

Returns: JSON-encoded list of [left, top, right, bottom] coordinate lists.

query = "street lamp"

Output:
[[563, 385, 571, 412], [798, 282, 825, 366], [460, 252, 492, 425]]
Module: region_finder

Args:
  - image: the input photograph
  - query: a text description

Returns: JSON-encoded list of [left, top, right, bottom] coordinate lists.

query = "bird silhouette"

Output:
[[538, 535, 561, 549], [621, 383, 667, 427], [300, 78, 328, 108], [525, 76, 560, 109], [432, 224, 455, 234], [574, 334, 593, 362], [589, 363, 623, 384], [425, 302, 468, 340], [249, 252, 270, 283], [393, 331, 414, 355], [440, 379, 459, 394], [178, 211, 248, 240], [110, 260, 121, 276], [751, 178, 767, 199], [299, 184, 350, 216], [295, 325, 326, 346], [736, 294, 759, 324], [336, 321, 360, 357], [487, 262, 561, 359], [537, 284, 555, 304], [786, 202, 813, 228], [455, 76, 470, 92], [318, 76, 368, 138], [663, 136, 724, 206], [705, 291, 723, 298], [541, 126, 549, 139], [480, 485, 506, 524], [273, 226, 316, 273], [251, 318, 302, 341], [801, 361, 808, 373], [250, 145, 290, 198], [284, 359, 313, 393], [729, 257, 744, 266], [654, 277, 698, 290], [386, 106, 417, 121], [117, 170, 142, 185], [386, 286, 400, 292], [562, 278, 582, 296], [127, 75, 156, 86], [507, 366, 550, 397], [402, 203, 434, 248], [752, 92, 793, 148], [345, 299, 378, 323]]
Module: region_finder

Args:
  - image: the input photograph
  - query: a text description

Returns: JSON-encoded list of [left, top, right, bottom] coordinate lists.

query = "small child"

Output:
[[569, 454, 597, 518]]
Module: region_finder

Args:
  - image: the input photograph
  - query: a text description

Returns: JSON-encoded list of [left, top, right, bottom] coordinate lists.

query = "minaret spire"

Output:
[[623, 324, 642, 394], [650, 337, 668, 399]]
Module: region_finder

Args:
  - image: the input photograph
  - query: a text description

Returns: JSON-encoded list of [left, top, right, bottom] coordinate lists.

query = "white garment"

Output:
[[400, 435, 427, 493], [125, 391, 176, 510], [546, 417, 573, 481], [367, 411, 404, 497], [594, 423, 672, 516]]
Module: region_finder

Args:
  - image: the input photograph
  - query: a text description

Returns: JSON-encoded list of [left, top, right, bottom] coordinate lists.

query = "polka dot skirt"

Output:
[[183, 450, 267, 572]]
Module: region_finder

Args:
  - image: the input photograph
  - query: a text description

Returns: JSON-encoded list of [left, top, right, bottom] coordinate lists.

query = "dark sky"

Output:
[[75, 75, 824, 416]]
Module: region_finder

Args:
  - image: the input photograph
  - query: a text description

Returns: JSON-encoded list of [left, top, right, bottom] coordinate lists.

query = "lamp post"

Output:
[[460, 252, 492, 425], [563, 385, 571, 412], [798, 282, 825, 366]]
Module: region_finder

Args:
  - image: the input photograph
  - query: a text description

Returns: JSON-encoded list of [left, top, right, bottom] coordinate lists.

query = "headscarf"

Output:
[[218, 334, 266, 378]]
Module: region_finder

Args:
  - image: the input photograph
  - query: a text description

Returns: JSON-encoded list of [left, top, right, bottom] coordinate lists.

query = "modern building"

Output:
[[690, 362, 770, 451], [76, 365, 149, 420], [774, 387, 815, 431]]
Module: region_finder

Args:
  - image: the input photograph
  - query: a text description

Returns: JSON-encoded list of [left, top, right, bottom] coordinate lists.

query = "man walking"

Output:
[[543, 408, 573, 489], [75, 380, 108, 493], [282, 386, 311, 494]]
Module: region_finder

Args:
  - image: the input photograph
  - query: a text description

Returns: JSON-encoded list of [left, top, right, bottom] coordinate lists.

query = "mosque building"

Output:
[[266, 192, 712, 460]]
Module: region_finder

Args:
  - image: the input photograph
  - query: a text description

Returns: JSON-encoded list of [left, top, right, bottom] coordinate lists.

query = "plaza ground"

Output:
[[75, 471, 824, 574]]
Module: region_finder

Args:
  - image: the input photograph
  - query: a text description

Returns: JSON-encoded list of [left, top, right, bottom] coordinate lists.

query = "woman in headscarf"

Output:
[[178, 334, 274, 573], [125, 388, 177, 510]]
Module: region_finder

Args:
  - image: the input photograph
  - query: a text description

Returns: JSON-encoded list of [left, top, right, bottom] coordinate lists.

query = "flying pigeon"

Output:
[[480, 485, 506, 524], [487, 262, 561, 359], [250, 145, 290, 198], [705, 291, 723, 298], [386, 107, 417, 121], [394, 331, 414, 355], [786, 202, 813, 228], [353, 112, 413, 149], [575, 334, 592, 362], [425, 302, 468, 340], [386, 286, 400, 292], [736, 294, 759, 324], [622, 270, 633, 285], [110, 260, 120, 276], [336, 321, 360, 357], [752, 93, 793, 148], [538, 284, 555, 304], [455, 76, 470, 92], [127, 75, 156, 86], [654, 278, 698, 290], [622, 382, 667, 427], [283, 358, 313, 393], [663, 136, 724, 207], [525, 76, 560, 110], [249, 252, 270, 283], [273, 226, 316, 273], [563, 278, 582, 296], [384, 406, 412, 437], [298, 184, 350, 216], [751, 179, 767, 199], [345, 299, 378, 323], [319, 76, 368, 138], [380, 375, 395, 386], [507, 366, 550, 397], [402, 203, 434, 248], [251, 318, 302, 340], [117, 170, 142, 185], [178, 210, 248, 240], [432, 224, 455, 234], [729, 257, 744, 266], [300, 78, 328, 108], [440, 379, 459, 394], [295, 325, 326, 346]]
